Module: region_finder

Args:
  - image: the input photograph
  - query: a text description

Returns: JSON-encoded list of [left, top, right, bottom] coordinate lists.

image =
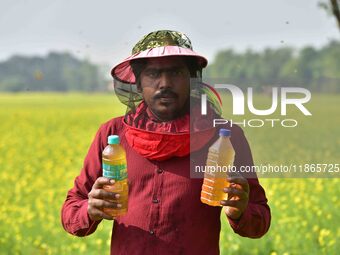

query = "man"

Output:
[[61, 30, 271, 255]]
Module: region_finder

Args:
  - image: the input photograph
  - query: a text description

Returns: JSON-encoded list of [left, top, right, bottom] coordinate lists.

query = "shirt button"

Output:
[[156, 168, 163, 174], [149, 230, 155, 235], [152, 199, 159, 204]]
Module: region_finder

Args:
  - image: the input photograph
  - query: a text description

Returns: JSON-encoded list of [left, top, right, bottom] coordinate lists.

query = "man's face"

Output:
[[138, 56, 191, 121]]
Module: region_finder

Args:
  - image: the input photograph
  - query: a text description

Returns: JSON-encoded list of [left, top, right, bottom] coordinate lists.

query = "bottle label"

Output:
[[102, 163, 127, 180]]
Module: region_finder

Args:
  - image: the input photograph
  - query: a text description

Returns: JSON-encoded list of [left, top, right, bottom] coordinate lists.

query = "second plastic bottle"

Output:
[[201, 129, 235, 206], [102, 135, 128, 217]]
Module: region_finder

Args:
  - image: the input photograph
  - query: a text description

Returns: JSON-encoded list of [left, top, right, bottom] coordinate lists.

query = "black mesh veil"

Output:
[[111, 30, 222, 127], [113, 60, 222, 129], [113, 76, 142, 115]]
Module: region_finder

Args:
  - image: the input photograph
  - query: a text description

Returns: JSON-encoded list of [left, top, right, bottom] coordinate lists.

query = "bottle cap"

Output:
[[219, 128, 231, 137], [108, 135, 120, 144]]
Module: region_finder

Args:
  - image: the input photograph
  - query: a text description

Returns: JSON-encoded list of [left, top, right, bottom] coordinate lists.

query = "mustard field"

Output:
[[0, 93, 339, 255]]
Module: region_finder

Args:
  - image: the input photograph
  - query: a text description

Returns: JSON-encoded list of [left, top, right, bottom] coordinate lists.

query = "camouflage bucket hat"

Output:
[[111, 30, 208, 84]]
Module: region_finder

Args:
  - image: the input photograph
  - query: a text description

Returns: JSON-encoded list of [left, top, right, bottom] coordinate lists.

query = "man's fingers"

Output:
[[88, 198, 121, 209], [88, 199, 121, 221], [87, 177, 122, 221], [220, 199, 242, 208], [92, 177, 115, 189], [89, 188, 119, 200], [223, 187, 248, 200], [89, 208, 114, 221], [227, 176, 249, 193]]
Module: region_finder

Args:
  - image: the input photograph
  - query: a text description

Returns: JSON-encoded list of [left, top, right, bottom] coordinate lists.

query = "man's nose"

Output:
[[158, 72, 173, 90]]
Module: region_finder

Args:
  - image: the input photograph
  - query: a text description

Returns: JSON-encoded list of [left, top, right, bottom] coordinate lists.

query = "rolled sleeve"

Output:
[[61, 122, 113, 236], [226, 125, 271, 238]]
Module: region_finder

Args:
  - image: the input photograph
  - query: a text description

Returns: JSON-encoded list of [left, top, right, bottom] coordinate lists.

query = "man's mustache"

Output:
[[153, 89, 178, 100]]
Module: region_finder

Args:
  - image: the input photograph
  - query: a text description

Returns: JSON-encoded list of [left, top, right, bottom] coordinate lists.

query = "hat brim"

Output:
[[111, 46, 208, 84]]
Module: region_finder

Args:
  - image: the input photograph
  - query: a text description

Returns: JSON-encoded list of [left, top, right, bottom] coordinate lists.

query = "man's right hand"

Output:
[[87, 177, 121, 221]]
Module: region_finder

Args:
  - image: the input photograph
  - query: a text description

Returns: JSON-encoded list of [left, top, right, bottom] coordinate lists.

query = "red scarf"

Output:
[[123, 101, 217, 161]]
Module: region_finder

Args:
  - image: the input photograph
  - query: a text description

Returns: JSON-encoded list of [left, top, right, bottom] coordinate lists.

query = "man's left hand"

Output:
[[220, 174, 249, 220]]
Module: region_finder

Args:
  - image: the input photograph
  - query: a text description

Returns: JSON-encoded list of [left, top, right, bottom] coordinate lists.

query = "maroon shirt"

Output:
[[61, 116, 270, 255]]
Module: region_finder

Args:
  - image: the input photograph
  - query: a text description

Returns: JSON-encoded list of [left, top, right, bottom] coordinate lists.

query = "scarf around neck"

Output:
[[123, 101, 217, 161]]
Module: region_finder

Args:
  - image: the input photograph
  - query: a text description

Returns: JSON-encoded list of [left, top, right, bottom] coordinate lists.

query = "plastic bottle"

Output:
[[102, 135, 128, 217], [201, 129, 235, 206]]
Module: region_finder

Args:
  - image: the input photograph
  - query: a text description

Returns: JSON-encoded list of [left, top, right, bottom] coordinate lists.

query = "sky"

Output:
[[0, 0, 339, 67]]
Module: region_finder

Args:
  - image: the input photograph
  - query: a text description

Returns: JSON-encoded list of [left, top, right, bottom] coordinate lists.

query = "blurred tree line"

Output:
[[0, 52, 106, 92], [205, 40, 340, 92], [0, 41, 339, 92]]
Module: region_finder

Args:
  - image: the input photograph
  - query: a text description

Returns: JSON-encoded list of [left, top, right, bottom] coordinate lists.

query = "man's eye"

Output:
[[146, 71, 160, 78], [170, 69, 184, 76]]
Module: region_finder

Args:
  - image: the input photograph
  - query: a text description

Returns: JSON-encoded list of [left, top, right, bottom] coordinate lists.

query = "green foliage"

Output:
[[205, 40, 340, 92], [0, 53, 106, 92], [1, 41, 339, 93]]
